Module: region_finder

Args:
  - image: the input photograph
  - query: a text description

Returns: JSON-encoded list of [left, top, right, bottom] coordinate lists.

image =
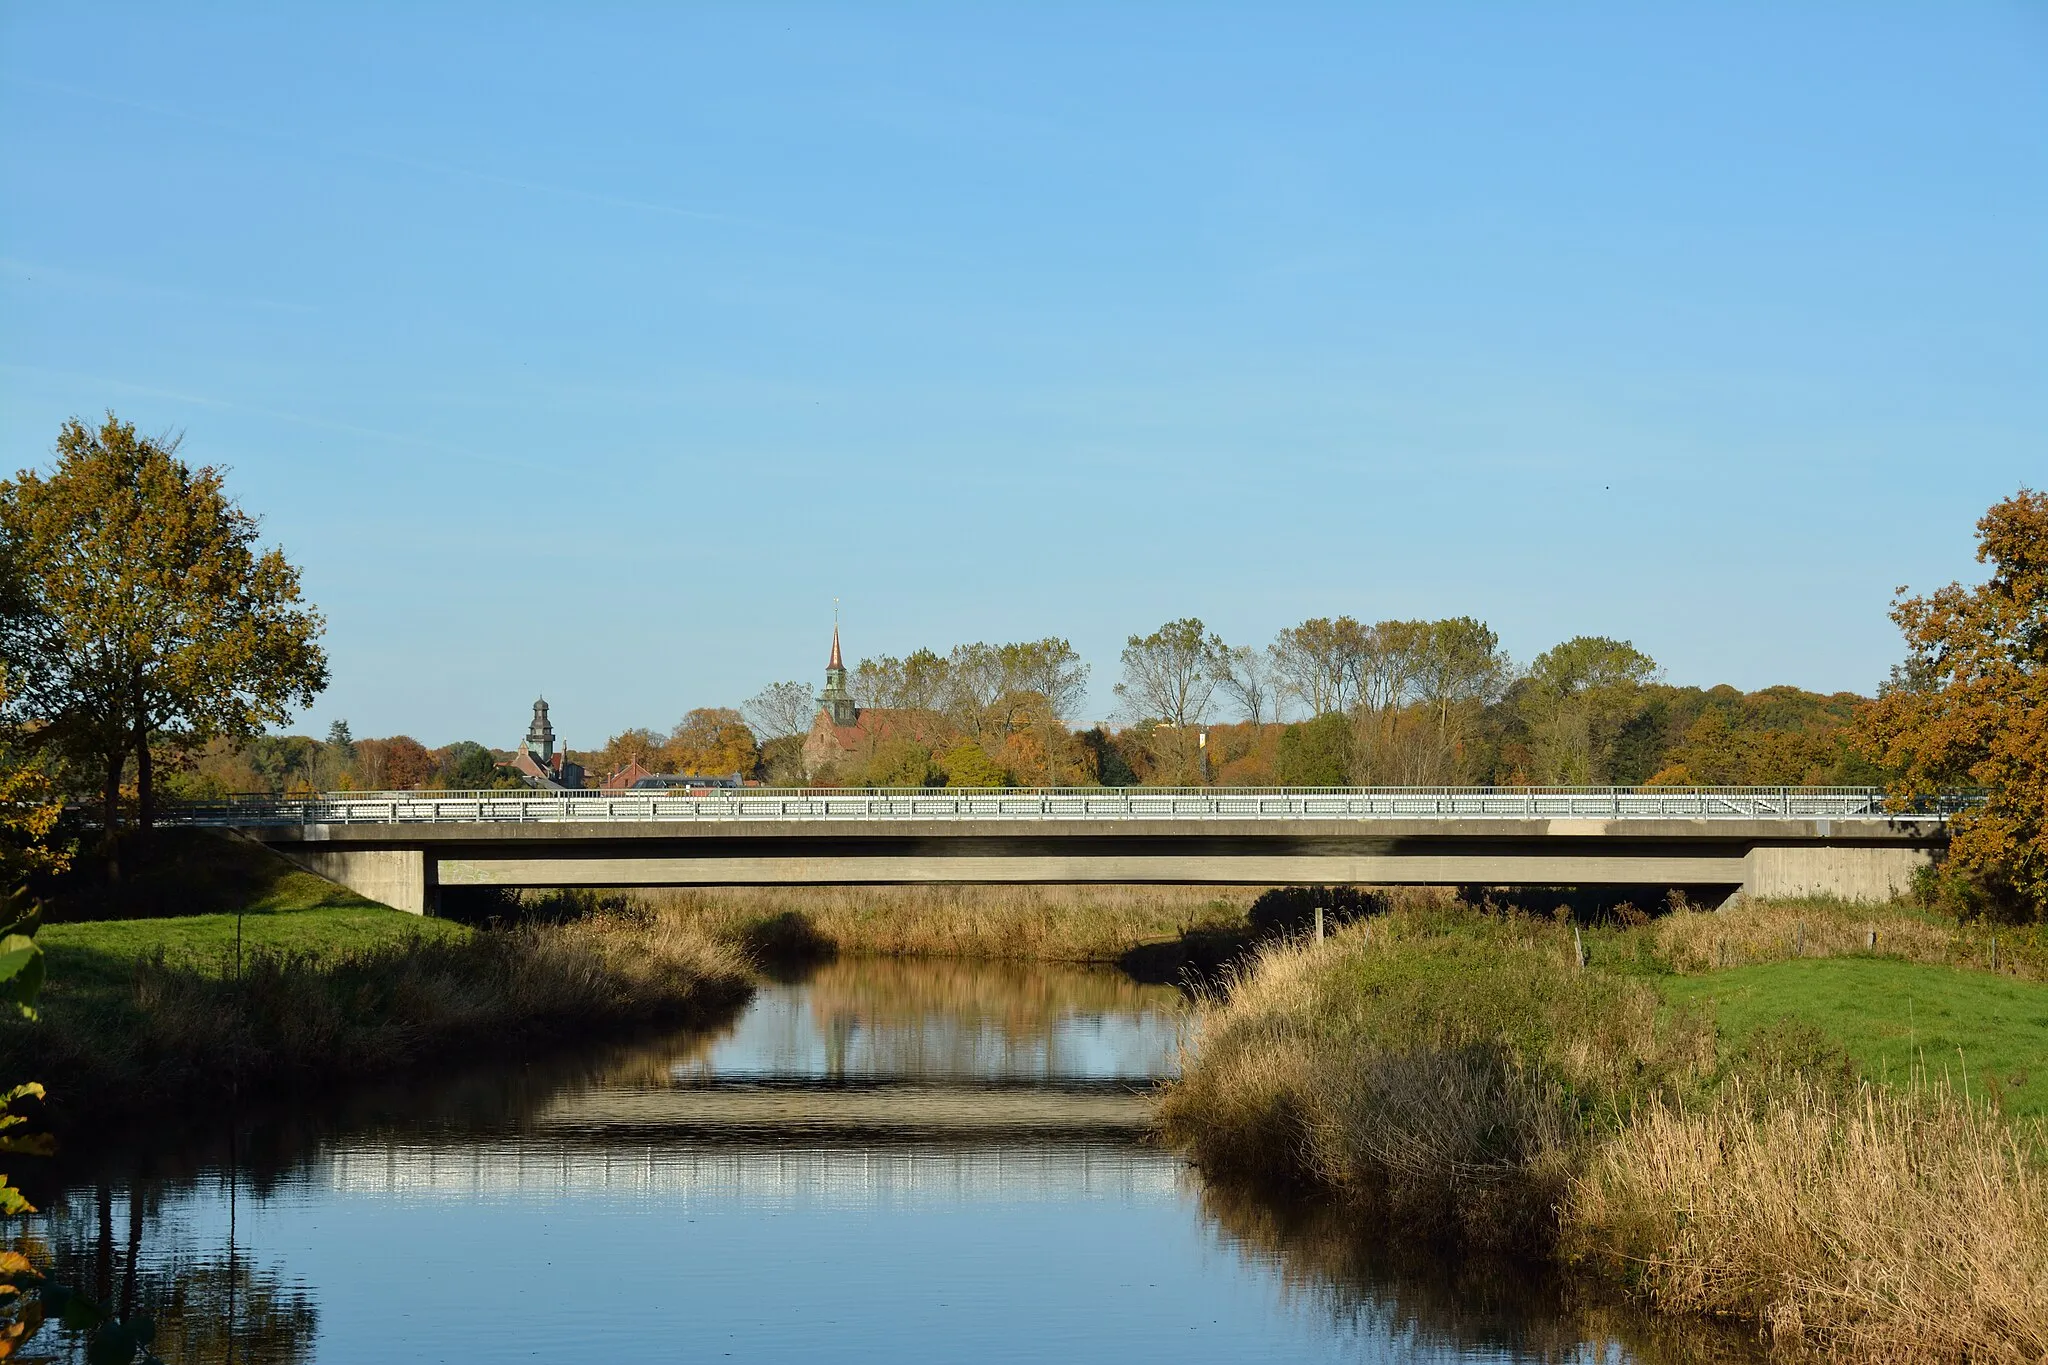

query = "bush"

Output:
[[1246, 885, 1387, 938]]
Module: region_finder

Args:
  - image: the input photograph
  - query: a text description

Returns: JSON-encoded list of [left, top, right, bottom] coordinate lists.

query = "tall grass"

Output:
[[1161, 905, 2048, 1359], [1639, 897, 2046, 980], [1570, 1079, 2048, 1362], [1157, 911, 1713, 1248], [636, 883, 1255, 961], [1, 910, 752, 1126]]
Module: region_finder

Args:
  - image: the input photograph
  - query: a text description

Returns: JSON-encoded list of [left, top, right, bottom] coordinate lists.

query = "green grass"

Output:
[[1657, 956, 2048, 1118], [43, 827, 387, 923], [40, 905, 469, 991]]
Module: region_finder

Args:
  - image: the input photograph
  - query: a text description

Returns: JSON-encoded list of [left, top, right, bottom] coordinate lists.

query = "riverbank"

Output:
[[4, 901, 753, 1132], [1157, 901, 2048, 1361]]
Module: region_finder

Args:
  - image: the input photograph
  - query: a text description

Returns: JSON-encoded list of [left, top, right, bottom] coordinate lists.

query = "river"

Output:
[[18, 957, 1758, 1363]]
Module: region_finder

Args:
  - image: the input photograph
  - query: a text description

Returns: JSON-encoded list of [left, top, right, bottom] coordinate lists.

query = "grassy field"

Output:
[[1658, 956, 2048, 1118], [41, 905, 469, 989]]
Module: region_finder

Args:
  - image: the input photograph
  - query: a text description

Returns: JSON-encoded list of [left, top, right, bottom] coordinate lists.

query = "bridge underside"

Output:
[[254, 817, 1942, 915]]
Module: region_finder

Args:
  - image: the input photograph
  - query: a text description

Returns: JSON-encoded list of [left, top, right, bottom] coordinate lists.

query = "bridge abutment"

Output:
[[277, 846, 433, 915], [1739, 843, 1932, 904]]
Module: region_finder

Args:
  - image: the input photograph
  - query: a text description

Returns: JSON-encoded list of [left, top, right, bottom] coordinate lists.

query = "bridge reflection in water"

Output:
[[323, 1138, 1181, 1208], [33, 957, 1766, 1364]]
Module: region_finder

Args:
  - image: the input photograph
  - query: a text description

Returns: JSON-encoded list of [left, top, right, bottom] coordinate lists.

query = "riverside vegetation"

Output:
[[1157, 900, 2048, 1362], [1, 835, 752, 1132]]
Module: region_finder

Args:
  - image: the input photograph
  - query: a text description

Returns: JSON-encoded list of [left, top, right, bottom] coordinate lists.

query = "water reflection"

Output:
[[1195, 1179, 1766, 1365], [22, 1185, 316, 1365], [14, 958, 1761, 1363]]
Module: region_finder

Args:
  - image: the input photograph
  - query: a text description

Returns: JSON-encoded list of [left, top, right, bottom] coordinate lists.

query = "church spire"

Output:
[[820, 617, 857, 727]]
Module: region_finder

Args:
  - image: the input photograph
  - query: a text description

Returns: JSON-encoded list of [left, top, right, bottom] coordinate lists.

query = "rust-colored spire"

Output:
[[828, 622, 843, 670]]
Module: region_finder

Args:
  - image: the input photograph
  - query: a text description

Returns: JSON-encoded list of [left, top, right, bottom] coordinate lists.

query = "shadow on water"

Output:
[[14, 956, 1767, 1364], [1196, 1175, 1770, 1365]]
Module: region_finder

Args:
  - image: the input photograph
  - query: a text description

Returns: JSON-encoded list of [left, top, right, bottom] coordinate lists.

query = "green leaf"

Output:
[[0, 938, 39, 984]]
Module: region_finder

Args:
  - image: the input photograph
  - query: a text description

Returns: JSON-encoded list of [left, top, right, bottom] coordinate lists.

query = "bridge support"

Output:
[[1740, 844, 1932, 903], [277, 846, 433, 915]]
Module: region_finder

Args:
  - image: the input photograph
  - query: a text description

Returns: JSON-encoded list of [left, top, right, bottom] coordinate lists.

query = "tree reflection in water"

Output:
[[25, 1177, 315, 1365], [1195, 1175, 1769, 1365]]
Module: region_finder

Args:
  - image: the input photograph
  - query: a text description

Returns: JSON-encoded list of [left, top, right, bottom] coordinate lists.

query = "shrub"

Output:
[[1245, 885, 1387, 938]]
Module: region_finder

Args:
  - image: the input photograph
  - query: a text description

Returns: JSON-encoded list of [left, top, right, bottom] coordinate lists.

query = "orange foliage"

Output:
[[1856, 489, 2048, 918]]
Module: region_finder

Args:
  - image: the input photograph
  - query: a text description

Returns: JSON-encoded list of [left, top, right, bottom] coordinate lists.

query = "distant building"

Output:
[[801, 624, 910, 778], [600, 758, 655, 791], [601, 761, 749, 793], [627, 773, 744, 792], [509, 698, 586, 789]]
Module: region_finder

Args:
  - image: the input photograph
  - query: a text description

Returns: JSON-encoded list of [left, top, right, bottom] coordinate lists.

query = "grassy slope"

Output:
[[1658, 956, 2048, 1118], [38, 829, 467, 993]]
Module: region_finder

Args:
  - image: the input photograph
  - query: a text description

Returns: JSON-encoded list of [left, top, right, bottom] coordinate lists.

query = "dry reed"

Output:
[[1164, 905, 2048, 1360], [636, 883, 1255, 961], [1157, 911, 1712, 1249], [1569, 1078, 2048, 1362]]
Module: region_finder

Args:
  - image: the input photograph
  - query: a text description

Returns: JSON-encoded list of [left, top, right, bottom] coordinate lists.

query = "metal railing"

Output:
[[164, 785, 1921, 828]]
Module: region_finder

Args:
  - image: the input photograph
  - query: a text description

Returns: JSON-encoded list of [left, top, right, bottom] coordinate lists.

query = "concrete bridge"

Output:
[[179, 786, 1946, 915]]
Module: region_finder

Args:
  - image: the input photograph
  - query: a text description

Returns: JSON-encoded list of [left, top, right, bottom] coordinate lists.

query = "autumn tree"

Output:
[[1519, 636, 1659, 784], [1116, 618, 1220, 782], [0, 416, 327, 843], [596, 726, 666, 777], [0, 670, 68, 886], [1856, 488, 2048, 920], [665, 708, 759, 776]]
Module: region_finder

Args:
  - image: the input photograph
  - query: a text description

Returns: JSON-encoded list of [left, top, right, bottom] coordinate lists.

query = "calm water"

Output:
[[21, 958, 1754, 1363]]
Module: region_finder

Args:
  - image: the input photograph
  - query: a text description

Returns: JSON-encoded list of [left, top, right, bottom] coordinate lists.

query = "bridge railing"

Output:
[[163, 785, 1928, 827]]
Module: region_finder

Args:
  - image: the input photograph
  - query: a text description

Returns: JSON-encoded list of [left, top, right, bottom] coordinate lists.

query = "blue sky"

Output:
[[3, 4, 2043, 746]]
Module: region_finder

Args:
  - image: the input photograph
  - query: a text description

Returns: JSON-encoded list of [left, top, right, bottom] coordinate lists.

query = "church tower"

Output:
[[524, 697, 556, 764], [819, 624, 858, 727]]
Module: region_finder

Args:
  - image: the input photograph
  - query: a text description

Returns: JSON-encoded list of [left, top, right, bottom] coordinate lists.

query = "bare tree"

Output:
[[1268, 616, 1366, 717], [1116, 618, 1221, 781], [1209, 641, 1274, 725], [741, 680, 818, 741]]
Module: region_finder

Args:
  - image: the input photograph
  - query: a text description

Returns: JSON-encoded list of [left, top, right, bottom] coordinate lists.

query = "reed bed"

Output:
[[1157, 911, 1713, 1248], [1161, 905, 2048, 1360], [1570, 1080, 2048, 1362], [635, 883, 1255, 961], [1, 910, 753, 1126]]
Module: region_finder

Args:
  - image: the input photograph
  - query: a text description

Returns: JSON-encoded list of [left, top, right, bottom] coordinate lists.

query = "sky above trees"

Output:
[[1, 5, 2042, 745]]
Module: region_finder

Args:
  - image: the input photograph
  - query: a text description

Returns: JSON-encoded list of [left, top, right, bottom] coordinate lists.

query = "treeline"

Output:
[[163, 722, 526, 798], [742, 619, 1878, 790], [167, 622, 1884, 796]]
